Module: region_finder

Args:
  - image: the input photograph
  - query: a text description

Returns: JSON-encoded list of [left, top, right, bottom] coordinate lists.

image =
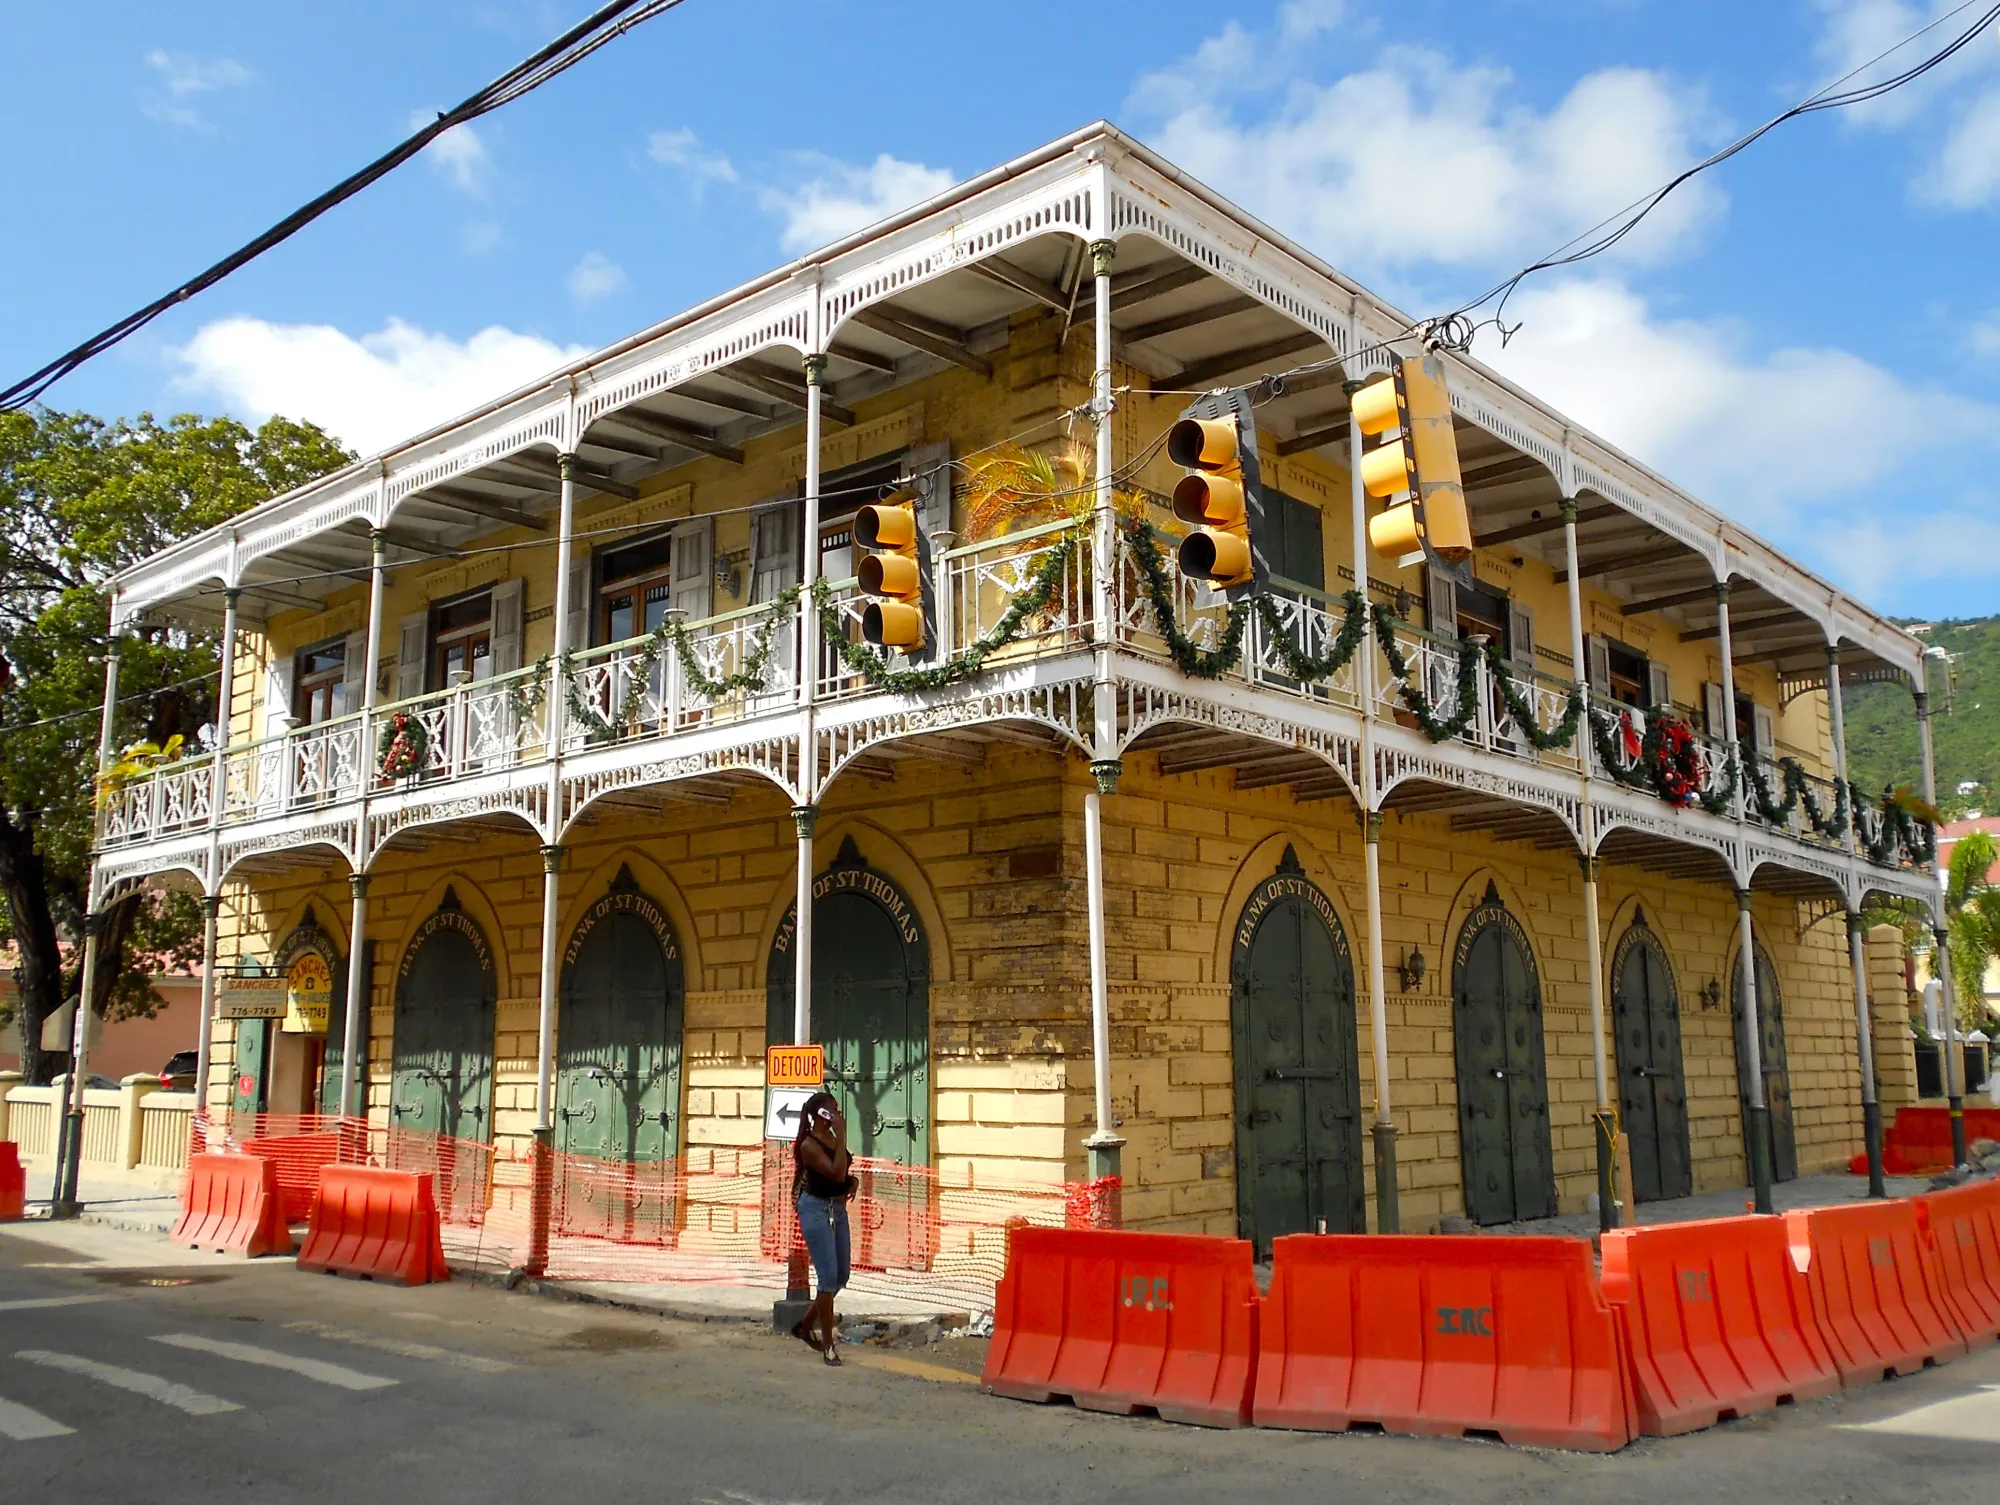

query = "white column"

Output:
[[337, 875, 368, 1118], [1082, 240, 1124, 1197], [792, 354, 826, 1045], [1716, 582, 1744, 820], [191, 895, 223, 1124], [195, 590, 233, 1122], [1347, 377, 1396, 1232], [532, 456, 582, 1133], [1736, 890, 1773, 1214]]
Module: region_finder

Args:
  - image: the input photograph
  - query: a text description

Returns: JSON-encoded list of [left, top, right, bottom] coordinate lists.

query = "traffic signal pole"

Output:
[[1082, 240, 1125, 1208], [1346, 380, 1397, 1234]]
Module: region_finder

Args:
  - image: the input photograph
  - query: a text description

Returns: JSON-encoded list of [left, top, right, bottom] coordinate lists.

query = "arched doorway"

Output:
[[766, 837, 931, 1168], [1732, 939, 1797, 1183], [1230, 850, 1363, 1254], [1611, 910, 1691, 1203], [391, 889, 496, 1220], [1453, 885, 1556, 1225], [557, 866, 685, 1241]]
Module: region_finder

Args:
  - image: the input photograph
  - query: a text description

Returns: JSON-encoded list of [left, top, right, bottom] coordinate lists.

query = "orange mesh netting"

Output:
[[187, 1114, 1116, 1313]]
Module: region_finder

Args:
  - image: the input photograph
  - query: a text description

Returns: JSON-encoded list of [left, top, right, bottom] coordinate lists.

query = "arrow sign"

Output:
[[764, 1086, 816, 1142]]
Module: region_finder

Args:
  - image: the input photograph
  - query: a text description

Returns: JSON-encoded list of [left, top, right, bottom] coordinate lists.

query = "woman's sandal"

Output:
[[821, 1340, 842, 1366], [789, 1319, 822, 1354]]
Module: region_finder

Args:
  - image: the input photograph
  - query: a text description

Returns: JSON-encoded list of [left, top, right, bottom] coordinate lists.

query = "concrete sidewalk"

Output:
[[1493, 1169, 1934, 1238], [23, 1168, 182, 1233]]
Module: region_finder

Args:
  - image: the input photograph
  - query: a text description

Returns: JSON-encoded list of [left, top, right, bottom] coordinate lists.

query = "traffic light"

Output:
[[1357, 353, 1470, 571], [855, 490, 930, 654], [1169, 388, 1266, 600]]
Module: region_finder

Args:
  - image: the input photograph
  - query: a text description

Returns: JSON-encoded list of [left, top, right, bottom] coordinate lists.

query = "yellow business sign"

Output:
[[282, 951, 333, 1035]]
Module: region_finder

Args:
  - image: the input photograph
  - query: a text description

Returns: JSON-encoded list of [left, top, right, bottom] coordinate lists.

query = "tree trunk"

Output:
[[0, 814, 65, 1084]]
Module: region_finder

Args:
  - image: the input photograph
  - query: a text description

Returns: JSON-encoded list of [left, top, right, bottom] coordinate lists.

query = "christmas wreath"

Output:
[[1647, 713, 1706, 807], [377, 711, 428, 778]]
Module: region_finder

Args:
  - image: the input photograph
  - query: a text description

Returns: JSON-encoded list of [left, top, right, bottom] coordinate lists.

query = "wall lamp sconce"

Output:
[[1399, 946, 1427, 993], [713, 549, 747, 598], [1702, 978, 1723, 1011]]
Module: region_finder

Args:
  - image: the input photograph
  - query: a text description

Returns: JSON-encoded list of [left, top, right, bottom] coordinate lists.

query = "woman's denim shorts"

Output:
[[796, 1191, 851, 1295]]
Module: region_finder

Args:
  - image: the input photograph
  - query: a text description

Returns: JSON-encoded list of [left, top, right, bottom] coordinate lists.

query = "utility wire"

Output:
[[0, 0, 691, 412]]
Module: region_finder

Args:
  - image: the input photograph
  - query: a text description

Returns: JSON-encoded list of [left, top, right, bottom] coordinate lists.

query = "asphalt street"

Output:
[[3, 1222, 1998, 1504]]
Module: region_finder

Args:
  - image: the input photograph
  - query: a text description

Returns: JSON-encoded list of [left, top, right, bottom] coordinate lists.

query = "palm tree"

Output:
[[1943, 831, 2000, 1029]]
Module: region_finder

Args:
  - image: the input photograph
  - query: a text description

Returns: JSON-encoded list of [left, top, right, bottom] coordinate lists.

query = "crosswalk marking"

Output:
[[151, 1334, 397, 1391], [0, 1395, 75, 1441], [0, 1296, 114, 1314], [283, 1320, 512, 1373], [14, 1351, 240, 1415]]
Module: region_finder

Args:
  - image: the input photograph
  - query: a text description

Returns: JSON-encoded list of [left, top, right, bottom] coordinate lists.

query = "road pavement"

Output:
[[2, 1221, 1996, 1503]]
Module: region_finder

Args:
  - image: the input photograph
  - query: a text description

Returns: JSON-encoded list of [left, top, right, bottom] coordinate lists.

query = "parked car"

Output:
[[159, 1050, 199, 1090]]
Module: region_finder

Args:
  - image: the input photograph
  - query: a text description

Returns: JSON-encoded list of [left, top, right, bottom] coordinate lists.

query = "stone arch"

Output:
[[559, 847, 705, 992], [1212, 830, 1363, 990], [392, 870, 514, 994], [752, 816, 953, 987], [1440, 866, 1556, 988]]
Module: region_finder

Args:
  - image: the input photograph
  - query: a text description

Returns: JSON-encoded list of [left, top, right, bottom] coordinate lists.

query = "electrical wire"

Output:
[[0, 0, 691, 412]]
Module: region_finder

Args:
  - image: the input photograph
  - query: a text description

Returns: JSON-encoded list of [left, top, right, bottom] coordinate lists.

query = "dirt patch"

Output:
[[90, 1269, 233, 1288], [549, 1323, 675, 1354]]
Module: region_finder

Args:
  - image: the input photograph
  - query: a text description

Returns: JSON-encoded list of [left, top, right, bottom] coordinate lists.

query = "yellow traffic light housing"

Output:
[[1168, 392, 1266, 600], [1359, 353, 1470, 570], [855, 492, 928, 651]]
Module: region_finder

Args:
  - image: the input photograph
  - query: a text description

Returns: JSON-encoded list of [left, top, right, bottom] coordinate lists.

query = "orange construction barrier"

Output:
[[170, 1153, 295, 1257], [0, 1141, 24, 1222], [297, 1165, 450, 1286], [1786, 1199, 1965, 1384], [981, 1225, 1258, 1428], [1921, 1180, 2000, 1348], [1601, 1215, 1839, 1435], [1254, 1234, 1633, 1452], [1852, 1107, 2000, 1177]]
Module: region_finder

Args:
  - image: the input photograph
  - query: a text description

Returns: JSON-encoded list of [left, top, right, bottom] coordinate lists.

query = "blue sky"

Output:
[[4, 0, 1997, 617]]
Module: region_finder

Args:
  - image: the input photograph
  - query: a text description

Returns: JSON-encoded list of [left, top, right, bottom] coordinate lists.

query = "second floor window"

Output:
[[598, 533, 675, 644], [293, 639, 348, 725], [1587, 634, 1671, 712], [432, 590, 493, 688]]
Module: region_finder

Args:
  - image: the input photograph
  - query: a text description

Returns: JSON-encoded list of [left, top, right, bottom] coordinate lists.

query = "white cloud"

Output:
[[1813, 1, 2000, 207], [171, 316, 588, 454], [759, 153, 956, 253], [140, 49, 252, 131], [1128, 33, 1721, 276], [461, 219, 504, 256], [1971, 315, 2000, 356], [409, 112, 492, 195], [567, 251, 626, 302], [647, 127, 739, 194], [1483, 276, 2000, 596]]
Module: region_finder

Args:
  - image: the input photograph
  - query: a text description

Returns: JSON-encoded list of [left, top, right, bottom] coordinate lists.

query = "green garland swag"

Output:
[[1478, 639, 1584, 751], [1370, 604, 1480, 742], [813, 530, 1082, 693], [1854, 786, 1937, 867], [1587, 708, 1739, 817], [1122, 521, 1250, 678], [1744, 755, 1849, 840], [564, 584, 803, 740]]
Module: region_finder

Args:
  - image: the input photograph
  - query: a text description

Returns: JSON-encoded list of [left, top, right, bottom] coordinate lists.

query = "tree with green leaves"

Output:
[[1, 408, 352, 1082], [1942, 830, 2000, 1030]]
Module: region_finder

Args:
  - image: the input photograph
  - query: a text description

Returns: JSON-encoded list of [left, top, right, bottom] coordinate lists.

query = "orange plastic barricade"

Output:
[[0, 1141, 23, 1222], [981, 1225, 1258, 1428], [1921, 1180, 2000, 1348], [170, 1153, 295, 1257], [1786, 1199, 1965, 1384], [1253, 1234, 1633, 1452], [297, 1165, 449, 1286], [1601, 1215, 1839, 1435]]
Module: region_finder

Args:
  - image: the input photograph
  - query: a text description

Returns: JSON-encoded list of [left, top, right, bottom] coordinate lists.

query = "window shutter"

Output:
[[670, 517, 712, 623], [1426, 569, 1458, 637], [1703, 681, 1728, 738], [1586, 633, 1612, 691], [1507, 600, 1534, 669], [1647, 660, 1672, 712], [395, 611, 428, 701], [489, 578, 524, 674], [751, 504, 801, 603], [265, 653, 294, 736], [565, 549, 590, 652], [339, 629, 367, 717], [1752, 703, 1776, 761]]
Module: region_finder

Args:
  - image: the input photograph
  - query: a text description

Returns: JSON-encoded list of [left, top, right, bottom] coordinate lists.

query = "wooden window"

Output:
[[292, 638, 348, 726], [1260, 489, 1325, 593], [597, 532, 675, 645], [1587, 633, 1649, 710], [431, 589, 493, 690]]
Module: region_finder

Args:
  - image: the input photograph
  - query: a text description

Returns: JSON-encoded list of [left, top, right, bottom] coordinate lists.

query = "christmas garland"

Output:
[[812, 530, 1082, 693], [1743, 755, 1849, 840], [1256, 589, 1371, 682], [377, 711, 428, 778], [565, 585, 803, 740], [1122, 520, 1250, 678], [1371, 604, 1480, 742], [1587, 708, 1738, 817], [1479, 640, 1584, 751]]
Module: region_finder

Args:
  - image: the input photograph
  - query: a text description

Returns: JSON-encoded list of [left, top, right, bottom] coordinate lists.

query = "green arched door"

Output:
[[1453, 893, 1556, 1225], [557, 876, 685, 1241], [1231, 858, 1363, 1254], [1612, 915, 1691, 1203], [390, 897, 496, 1219], [1732, 941, 1797, 1183]]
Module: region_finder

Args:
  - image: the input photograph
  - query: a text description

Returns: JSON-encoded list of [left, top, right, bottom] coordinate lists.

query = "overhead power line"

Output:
[[0, 0, 691, 413]]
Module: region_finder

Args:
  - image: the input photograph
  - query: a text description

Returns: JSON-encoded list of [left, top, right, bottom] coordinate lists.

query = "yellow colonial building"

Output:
[[89, 125, 1942, 1262]]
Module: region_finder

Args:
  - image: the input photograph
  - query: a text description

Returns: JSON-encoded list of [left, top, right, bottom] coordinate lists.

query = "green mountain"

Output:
[[1845, 614, 2000, 815]]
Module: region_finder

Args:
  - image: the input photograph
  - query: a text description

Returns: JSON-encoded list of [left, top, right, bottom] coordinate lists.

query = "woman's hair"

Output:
[[794, 1090, 839, 1145]]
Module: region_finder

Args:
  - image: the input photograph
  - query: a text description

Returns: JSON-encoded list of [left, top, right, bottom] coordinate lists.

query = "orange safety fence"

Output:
[[1920, 1179, 2000, 1348], [183, 1114, 1114, 1312], [1849, 1106, 2000, 1177]]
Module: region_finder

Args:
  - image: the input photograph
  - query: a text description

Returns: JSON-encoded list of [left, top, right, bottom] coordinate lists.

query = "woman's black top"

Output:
[[795, 1138, 847, 1200]]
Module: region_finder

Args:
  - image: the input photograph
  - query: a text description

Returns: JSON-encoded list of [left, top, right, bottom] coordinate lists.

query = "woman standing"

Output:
[[791, 1090, 856, 1365]]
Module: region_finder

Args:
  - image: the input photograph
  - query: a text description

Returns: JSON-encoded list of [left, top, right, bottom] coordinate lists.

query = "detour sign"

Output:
[[766, 1044, 824, 1088]]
